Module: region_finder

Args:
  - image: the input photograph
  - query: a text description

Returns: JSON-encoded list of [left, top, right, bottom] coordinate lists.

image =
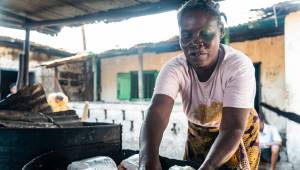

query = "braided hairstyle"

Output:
[[177, 0, 227, 35]]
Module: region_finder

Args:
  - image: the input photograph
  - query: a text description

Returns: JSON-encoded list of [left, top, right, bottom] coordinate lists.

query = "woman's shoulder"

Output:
[[221, 44, 254, 69], [162, 54, 188, 70], [166, 54, 187, 65]]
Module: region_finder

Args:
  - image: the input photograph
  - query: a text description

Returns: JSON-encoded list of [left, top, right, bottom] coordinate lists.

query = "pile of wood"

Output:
[[0, 84, 82, 128]]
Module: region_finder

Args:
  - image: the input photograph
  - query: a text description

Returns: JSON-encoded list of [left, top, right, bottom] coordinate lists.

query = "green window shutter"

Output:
[[130, 72, 139, 100], [143, 70, 158, 99], [117, 73, 131, 100]]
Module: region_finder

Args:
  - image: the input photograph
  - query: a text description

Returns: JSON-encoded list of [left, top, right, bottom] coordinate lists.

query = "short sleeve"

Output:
[[153, 60, 181, 100], [271, 126, 282, 143], [223, 57, 256, 108]]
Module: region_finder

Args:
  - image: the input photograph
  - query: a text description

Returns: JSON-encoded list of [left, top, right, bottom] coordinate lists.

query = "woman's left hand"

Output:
[[198, 163, 216, 170]]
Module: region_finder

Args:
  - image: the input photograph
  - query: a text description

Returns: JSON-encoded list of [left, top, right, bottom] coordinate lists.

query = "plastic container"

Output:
[[67, 156, 118, 170], [169, 165, 195, 170], [122, 154, 139, 170]]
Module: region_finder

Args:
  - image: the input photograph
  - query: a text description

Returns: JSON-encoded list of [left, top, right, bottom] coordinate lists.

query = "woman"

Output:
[[139, 0, 260, 169]]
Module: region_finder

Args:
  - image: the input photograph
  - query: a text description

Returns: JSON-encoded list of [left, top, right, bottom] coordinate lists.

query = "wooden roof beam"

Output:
[[0, 8, 31, 25]]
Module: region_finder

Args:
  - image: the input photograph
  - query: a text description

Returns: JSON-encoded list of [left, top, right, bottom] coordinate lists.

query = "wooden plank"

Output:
[[0, 84, 83, 128], [0, 110, 82, 128], [40, 53, 87, 68], [0, 84, 52, 113], [0, 110, 48, 122], [0, 120, 58, 128]]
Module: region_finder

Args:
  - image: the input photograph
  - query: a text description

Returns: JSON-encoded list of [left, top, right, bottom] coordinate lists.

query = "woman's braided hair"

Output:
[[177, 0, 227, 28]]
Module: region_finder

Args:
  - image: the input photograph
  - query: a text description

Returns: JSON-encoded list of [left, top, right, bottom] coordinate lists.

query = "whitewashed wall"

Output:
[[285, 11, 300, 169]]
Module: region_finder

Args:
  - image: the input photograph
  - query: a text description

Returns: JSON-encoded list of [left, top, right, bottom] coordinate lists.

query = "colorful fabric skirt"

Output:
[[184, 109, 260, 170]]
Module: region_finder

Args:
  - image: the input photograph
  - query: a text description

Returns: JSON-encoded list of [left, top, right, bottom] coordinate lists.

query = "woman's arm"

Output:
[[139, 94, 174, 170], [199, 107, 250, 170]]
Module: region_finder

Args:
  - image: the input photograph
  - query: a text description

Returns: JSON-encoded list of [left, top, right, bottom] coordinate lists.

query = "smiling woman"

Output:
[[138, 0, 260, 170], [179, 11, 222, 70]]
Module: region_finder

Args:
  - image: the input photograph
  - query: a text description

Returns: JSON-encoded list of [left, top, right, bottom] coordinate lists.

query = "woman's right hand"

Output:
[[139, 158, 162, 170]]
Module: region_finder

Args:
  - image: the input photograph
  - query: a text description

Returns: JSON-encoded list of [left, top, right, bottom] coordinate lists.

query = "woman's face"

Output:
[[179, 10, 221, 68]]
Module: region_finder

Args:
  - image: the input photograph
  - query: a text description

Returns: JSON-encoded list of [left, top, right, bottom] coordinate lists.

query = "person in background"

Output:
[[7, 83, 17, 97], [259, 113, 282, 170], [48, 92, 69, 112]]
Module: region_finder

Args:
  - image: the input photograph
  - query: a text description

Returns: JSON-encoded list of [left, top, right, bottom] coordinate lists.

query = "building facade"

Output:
[[0, 36, 72, 99]]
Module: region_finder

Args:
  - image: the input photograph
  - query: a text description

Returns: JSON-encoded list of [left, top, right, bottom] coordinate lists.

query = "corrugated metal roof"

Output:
[[0, 0, 188, 35], [40, 52, 94, 68], [229, 0, 300, 41], [0, 36, 73, 57], [249, 0, 300, 21], [97, 1, 300, 58]]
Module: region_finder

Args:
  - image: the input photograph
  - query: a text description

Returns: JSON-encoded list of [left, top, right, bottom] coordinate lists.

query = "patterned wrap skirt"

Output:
[[183, 109, 260, 170]]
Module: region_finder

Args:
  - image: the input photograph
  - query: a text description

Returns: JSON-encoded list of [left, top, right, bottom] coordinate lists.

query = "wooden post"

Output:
[[92, 56, 97, 101], [104, 109, 107, 119], [54, 66, 58, 91], [83, 61, 93, 101], [81, 25, 87, 51], [122, 110, 126, 120], [17, 27, 30, 90], [138, 47, 144, 100], [81, 101, 90, 121], [130, 120, 134, 131]]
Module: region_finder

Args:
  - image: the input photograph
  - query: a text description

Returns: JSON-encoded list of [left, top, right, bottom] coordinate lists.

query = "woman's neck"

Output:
[[193, 47, 223, 82]]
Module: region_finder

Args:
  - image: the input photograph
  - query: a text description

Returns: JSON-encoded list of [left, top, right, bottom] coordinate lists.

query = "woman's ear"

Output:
[[220, 23, 225, 38], [220, 12, 227, 39]]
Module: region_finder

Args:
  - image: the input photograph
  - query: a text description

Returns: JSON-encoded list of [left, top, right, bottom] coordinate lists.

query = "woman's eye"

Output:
[[199, 29, 216, 42], [180, 32, 192, 42]]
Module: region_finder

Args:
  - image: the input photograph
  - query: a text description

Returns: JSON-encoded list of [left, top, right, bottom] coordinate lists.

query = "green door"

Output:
[[117, 73, 131, 100], [143, 71, 158, 99], [129, 70, 158, 100], [130, 72, 139, 100]]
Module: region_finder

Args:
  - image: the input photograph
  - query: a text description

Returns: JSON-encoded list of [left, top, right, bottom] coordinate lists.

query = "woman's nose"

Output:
[[191, 35, 205, 47]]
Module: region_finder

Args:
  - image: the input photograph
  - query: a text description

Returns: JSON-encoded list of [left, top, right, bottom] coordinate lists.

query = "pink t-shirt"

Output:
[[153, 44, 256, 127]]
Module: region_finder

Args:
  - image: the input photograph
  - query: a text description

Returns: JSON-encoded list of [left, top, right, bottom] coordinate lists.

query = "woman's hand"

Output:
[[139, 158, 162, 170], [198, 163, 216, 170], [117, 161, 126, 170], [118, 159, 162, 170]]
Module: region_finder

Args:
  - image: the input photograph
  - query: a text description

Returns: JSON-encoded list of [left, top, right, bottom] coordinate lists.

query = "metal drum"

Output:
[[0, 122, 122, 170]]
